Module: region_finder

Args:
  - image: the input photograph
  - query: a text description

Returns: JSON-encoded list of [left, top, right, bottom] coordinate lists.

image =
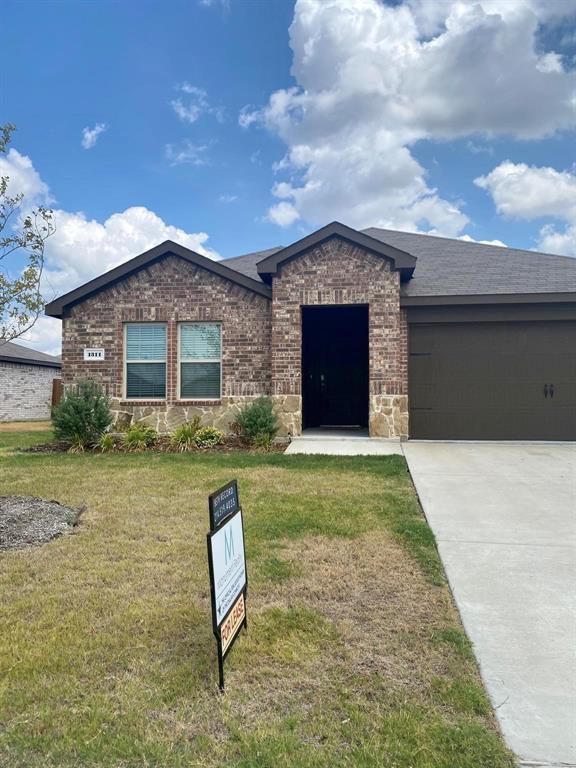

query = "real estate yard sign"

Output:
[[207, 480, 247, 690]]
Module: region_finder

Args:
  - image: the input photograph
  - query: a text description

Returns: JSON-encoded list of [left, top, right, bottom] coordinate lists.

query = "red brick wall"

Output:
[[270, 237, 408, 436], [62, 255, 271, 405], [61, 241, 408, 437]]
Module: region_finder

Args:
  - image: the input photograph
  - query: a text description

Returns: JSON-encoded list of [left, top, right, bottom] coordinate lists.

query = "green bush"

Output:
[[52, 380, 112, 450], [194, 426, 225, 448], [234, 396, 278, 445], [251, 431, 274, 452], [124, 423, 158, 451], [98, 433, 116, 453], [171, 416, 202, 452]]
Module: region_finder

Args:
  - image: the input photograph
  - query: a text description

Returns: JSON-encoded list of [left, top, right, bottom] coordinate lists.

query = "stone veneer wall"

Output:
[[0, 361, 60, 421], [62, 255, 271, 432], [270, 238, 409, 438]]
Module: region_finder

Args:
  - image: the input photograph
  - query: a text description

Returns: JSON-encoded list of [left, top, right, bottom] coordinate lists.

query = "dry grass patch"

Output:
[[0, 438, 513, 767], [0, 421, 52, 432]]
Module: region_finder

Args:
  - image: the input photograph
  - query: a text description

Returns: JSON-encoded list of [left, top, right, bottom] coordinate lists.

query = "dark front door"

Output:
[[302, 305, 369, 429], [409, 321, 576, 440]]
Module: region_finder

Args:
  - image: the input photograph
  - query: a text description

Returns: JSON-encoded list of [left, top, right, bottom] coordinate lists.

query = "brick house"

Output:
[[46, 222, 576, 441], [0, 341, 61, 421]]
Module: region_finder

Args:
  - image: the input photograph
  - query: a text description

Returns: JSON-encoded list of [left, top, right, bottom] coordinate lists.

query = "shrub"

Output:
[[98, 433, 116, 453], [251, 431, 273, 452], [194, 426, 225, 448], [52, 380, 112, 449], [234, 396, 278, 445], [171, 416, 202, 452], [124, 423, 158, 451]]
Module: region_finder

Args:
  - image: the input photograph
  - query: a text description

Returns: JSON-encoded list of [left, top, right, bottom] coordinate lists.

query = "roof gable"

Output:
[[255, 222, 416, 283], [45, 240, 272, 318]]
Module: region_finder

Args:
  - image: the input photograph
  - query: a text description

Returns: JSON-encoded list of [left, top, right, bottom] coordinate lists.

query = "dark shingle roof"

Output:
[[223, 246, 283, 282], [221, 227, 576, 300], [364, 228, 576, 297], [0, 340, 61, 368]]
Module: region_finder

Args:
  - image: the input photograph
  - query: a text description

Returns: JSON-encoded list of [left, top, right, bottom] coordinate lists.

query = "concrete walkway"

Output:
[[285, 430, 403, 456], [403, 442, 576, 768]]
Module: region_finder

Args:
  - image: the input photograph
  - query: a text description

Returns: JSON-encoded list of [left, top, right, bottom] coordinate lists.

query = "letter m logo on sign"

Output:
[[225, 527, 235, 564]]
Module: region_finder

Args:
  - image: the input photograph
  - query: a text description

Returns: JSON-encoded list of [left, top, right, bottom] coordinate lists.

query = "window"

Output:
[[125, 323, 166, 399], [179, 323, 221, 400]]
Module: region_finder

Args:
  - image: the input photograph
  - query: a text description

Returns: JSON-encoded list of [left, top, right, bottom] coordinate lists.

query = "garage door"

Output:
[[409, 321, 576, 440]]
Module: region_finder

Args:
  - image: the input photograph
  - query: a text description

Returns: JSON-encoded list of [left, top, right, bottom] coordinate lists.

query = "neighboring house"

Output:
[[0, 341, 61, 422], [45, 222, 576, 440]]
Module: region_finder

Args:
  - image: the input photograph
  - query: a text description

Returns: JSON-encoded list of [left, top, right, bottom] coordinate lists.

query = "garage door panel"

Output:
[[409, 322, 576, 440], [411, 381, 548, 410]]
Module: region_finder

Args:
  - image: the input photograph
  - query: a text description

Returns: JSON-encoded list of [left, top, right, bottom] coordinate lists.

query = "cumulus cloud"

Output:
[[475, 162, 576, 220], [0, 148, 52, 202], [81, 123, 107, 149], [2, 150, 219, 353], [475, 161, 576, 255], [42, 206, 219, 299], [242, 0, 576, 234], [170, 83, 224, 124]]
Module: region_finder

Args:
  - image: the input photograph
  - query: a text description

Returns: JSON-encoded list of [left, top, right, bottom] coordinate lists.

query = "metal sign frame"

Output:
[[207, 481, 248, 690], [208, 479, 240, 532]]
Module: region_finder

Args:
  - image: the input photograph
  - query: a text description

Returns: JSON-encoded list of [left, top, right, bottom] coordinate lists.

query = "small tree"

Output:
[[1, 124, 55, 341], [52, 380, 113, 450]]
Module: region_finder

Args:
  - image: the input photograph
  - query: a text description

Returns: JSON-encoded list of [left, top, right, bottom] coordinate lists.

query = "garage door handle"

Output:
[[544, 384, 548, 398]]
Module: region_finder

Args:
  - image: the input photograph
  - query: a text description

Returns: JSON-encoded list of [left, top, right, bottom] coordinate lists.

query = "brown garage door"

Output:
[[409, 321, 576, 440]]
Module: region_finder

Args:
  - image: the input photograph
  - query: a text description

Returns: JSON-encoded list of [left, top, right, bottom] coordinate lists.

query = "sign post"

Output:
[[207, 480, 247, 690]]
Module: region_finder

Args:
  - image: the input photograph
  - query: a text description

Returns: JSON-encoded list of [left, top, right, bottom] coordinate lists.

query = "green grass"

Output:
[[0, 429, 513, 768], [0, 427, 52, 453]]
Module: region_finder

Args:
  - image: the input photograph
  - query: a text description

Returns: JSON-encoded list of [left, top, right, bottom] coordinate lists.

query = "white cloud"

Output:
[[243, 0, 576, 234], [538, 224, 576, 257], [267, 201, 300, 227], [198, 0, 229, 8], [458, 234, 508, 248], [17, 316, 62, 358], [474, 161, 576, 220], [0, 148, 52, 202], [475, 161, 576, 255], [2, 150, 219, 353], [81, 123, 107, 150], [42, 206, 219, 299], [219, 194, 238, 203], [165, 140, 211, 166], [170, 83, 224, 124]]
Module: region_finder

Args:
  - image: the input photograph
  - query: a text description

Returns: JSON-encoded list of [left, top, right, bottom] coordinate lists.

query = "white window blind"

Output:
[[180, 323, 221, 399], [125, 324, 166, 399]]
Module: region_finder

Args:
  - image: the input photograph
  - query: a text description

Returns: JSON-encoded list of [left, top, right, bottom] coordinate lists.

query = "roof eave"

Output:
[[400, 292, 576, 307], [0, 355, 61, 368]]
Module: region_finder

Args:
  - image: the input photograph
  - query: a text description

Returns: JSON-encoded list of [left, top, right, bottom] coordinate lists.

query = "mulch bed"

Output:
[[24, 436, 287, 455], [0, 496, 81, 550]]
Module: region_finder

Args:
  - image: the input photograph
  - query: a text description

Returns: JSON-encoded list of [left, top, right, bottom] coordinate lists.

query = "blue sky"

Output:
[[1, 0, 575, 352], [3, 0, 296, 255]]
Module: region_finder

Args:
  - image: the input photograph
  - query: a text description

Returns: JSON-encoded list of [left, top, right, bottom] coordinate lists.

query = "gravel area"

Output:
[[0, 496, 80, 550]]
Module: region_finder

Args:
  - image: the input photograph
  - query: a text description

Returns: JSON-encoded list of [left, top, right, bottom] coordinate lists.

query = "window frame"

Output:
[[178, 321, 222, 401], [123, 322, 168, 401]]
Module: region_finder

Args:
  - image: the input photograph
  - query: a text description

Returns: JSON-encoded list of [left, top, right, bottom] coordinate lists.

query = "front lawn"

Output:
[[0, 429, 513, 767]]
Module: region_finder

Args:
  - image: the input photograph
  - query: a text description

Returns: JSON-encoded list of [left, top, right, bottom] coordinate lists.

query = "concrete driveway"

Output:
[[403, 442, 576, 768]]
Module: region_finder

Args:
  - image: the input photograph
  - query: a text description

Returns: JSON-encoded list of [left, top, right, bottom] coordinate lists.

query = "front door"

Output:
[[302, 305, 369, 429]]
